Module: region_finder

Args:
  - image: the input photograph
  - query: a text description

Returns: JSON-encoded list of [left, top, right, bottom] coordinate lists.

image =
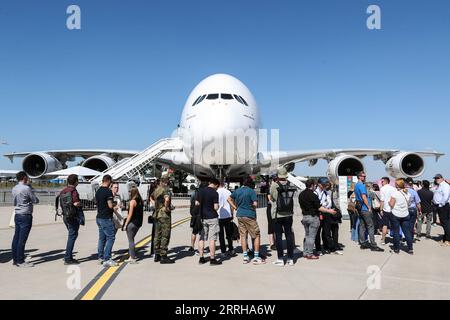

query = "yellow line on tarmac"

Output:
[[78, 216, 191, 301]]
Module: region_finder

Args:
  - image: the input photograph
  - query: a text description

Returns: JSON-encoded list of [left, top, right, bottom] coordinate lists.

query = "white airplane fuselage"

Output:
[[160, 74, 261, 179]]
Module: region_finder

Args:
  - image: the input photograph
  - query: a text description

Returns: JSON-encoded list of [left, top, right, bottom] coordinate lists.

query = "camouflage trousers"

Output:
[[154, 214, 172, 256]]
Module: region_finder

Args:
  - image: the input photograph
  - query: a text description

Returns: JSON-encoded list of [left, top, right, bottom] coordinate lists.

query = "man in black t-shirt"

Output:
[[417, 180, 434, 239], [196, 179, 222, 265], [95, 175, 117, 267]]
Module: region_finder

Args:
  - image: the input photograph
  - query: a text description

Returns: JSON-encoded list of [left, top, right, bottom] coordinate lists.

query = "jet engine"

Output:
[[82, 155, 116, 173], [327, 155, 365, 184], [385, 152, 425, 178], [22, 153, 63, 179]]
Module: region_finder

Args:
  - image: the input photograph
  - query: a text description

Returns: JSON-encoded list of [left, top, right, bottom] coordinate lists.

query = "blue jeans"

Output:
[[391, 214, 413, 251], [408, 207, 417, 236], [12, 214, 33, 264], [96, 218, 116, 261], [64, 217, 80, 261]]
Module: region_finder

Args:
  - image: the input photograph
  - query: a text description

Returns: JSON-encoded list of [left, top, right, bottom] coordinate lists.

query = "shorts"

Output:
[[200, 218, 220, 242], [238, 217, 261, 239], [381, 211, 392, 227]]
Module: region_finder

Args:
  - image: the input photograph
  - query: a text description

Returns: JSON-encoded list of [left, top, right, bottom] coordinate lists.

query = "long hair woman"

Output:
[[124, 187, 144, 263], [389, 179, 413, 254]]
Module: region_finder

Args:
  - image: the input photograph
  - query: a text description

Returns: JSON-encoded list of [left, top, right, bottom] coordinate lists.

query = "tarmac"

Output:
[[0, 203, 449, 300]]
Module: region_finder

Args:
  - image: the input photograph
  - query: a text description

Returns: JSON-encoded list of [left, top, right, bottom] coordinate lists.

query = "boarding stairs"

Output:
[[90, 138, 183, 184], [287, 173, 307, 191]]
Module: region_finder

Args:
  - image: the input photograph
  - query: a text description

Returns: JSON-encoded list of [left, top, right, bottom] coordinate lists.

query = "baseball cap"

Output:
[[433, 174, 443, 179], [318, 177, 330, 185], [405, 177, 414, 185]]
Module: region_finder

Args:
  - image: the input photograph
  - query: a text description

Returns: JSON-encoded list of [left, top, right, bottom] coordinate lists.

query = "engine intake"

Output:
[[385, 153, 425, 178], [22, 153, 63, 179], [327, 155, 365, 184], [82, 155, 116, 173]]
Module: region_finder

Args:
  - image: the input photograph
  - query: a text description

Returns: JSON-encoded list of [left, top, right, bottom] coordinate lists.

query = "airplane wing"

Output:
[[0, 169, 19, 177], [259, 149, 444, 167], [4, 150, 139, 162]]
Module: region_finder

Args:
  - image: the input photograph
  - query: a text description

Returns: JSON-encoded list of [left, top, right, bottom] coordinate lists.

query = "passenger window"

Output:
[[206, 94, 219, 100], [221, 93, 233, 100], [239, 96, 248, 106]]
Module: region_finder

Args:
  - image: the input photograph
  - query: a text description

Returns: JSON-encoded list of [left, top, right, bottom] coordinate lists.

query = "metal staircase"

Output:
[[90, 138, 183, 184]]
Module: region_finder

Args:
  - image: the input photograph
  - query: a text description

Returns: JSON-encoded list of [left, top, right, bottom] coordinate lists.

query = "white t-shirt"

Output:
[[380, 185, 396, 213], [217, 187, 232, 219], [391, 190, 411, 218]]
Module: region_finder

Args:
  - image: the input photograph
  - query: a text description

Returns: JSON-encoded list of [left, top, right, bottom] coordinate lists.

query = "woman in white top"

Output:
[[389, 178, 414, 254]]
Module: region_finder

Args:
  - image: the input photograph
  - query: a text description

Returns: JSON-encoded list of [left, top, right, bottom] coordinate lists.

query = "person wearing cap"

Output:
[[405, 178, 422, 241], [432, 174, 450, 245], [314, 177, 342, 255], [152, 176, 175, 264], [354, 171, 384, 252], [299, 179, 337, 260], [268, 167, 296, 266]]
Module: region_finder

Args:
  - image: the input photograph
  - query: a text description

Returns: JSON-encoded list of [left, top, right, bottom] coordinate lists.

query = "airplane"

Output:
[[3, 73, 444, 185]]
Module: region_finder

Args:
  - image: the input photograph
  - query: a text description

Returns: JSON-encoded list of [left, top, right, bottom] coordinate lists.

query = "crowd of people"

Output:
[[7, 168, 450, 268]]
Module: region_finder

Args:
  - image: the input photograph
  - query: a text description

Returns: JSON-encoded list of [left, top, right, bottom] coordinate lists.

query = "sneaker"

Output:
[[15, 262, 35, 268], [306, 255, 319, 260], [272, 259, 284, 267], [154, 254, 161, 262], [25, 255, 32, 262], [199, 257, 208, 265], [332, 251, 344, 255], [360, 243, 371, 250], [287, 259, 294, 266], [188, 246, 195, 252], [210, 258, 222, 266], [407, 250, 414, 255], [252, 257, 266, 265], [243, 256, 250, 264], [270, 245, 276, 251], [126, 257, 139, 264], [392, 249, 400, 254], [370, 246, 385, 252], [64, 259, 80, 265], [227, 249, 237, 257], [160, 256, 175, 264], [103, 260, 119, 267]]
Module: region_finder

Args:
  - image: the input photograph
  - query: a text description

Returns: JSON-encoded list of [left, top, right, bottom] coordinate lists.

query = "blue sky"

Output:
[[0, 0, 449, 180]]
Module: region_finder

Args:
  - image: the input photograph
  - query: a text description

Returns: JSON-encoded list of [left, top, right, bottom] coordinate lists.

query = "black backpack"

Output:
[[276, 182, 296, 215], [57, 191, 77, 220]]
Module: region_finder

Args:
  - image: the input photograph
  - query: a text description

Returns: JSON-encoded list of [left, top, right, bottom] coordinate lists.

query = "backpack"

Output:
[[58, 191, 77, 219], [275, 182, 296, 216], [371, 192, 381, 210]]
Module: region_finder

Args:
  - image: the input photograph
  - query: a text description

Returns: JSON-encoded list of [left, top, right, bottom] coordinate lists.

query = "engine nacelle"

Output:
[[22, 153, 63, 179], [385, 152, 425, 178], [327, 155, 365, 184], [82, 155, 116, 173]]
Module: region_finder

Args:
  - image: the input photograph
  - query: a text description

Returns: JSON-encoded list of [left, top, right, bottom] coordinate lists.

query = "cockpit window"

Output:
[[192, 96, 202, 106], [192, 94, 206, 106], [197, 94, 206, 104], [233, 94, 244, 104], [206, 94, 219, 100], [221, 93, 233, 100], [239, 95, 249, 106]]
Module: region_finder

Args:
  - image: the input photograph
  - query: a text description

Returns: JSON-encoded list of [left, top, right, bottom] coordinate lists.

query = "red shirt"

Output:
[[60, 186, 80, 204]]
